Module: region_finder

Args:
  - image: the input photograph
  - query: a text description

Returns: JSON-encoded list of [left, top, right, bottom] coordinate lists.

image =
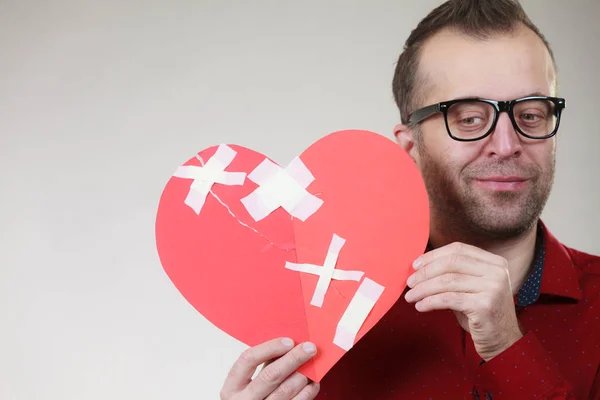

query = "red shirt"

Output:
[[316, 222, 600, 399]]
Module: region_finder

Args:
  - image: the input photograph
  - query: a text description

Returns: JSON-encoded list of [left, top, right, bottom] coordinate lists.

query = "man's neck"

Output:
[[428, 220, 539, 295]]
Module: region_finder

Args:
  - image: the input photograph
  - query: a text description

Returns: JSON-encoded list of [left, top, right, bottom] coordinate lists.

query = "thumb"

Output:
[[453, 310, 470, 332]]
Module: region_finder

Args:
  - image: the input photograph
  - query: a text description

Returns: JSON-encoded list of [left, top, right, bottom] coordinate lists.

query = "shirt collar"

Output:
[[516, 222, 545, 306], [537, 219, 583, 302]]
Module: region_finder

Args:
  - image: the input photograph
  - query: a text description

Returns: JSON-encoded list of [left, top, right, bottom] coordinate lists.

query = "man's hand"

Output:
[[220, 337, 320, 400], [404, 242, 523, 361]]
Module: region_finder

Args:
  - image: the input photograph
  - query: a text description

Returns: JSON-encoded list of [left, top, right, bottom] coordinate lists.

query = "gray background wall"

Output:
[[1, 0, 598, 399]]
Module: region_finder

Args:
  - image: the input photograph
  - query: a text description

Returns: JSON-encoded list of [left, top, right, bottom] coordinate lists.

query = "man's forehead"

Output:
[[416, 26, 557, 104]]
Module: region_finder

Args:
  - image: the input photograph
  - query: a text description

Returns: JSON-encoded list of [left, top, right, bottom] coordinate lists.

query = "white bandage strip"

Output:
[[240, 157, 323, 222], [285, 234, 364, 308], [333, 277, 385, 351], [284, 263, 364, 281], [172, 144, 246, 214]]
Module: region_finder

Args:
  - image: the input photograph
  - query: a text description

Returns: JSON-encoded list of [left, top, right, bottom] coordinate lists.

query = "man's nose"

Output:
[[485, 112, 523, 158]]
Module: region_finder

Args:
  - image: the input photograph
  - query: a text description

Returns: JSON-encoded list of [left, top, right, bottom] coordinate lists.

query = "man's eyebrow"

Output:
[[521, 91, 551, 97], [448, 91, 551, 101]]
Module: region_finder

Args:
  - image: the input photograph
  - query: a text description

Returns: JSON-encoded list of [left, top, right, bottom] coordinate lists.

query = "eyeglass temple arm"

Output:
[[408, 104, 441, 125]]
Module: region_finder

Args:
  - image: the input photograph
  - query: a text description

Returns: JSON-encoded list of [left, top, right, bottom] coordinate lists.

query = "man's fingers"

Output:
[[259, 358, 275, 372], [221, 337, 296, 397], [405, 274, 489, 303], [413, 241, 504, 270], [414, 291, 475, 313], [407, 253, 486, 288], [292, 382, 321, 400], [245, 342, 317, 399], [265, 372, 309, 400]]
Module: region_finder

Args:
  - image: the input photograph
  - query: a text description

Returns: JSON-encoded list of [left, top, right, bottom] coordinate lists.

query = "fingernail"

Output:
[[407, 275, 415, 287], [281, 338, 294, 348], [413, 257, 423, 270], [303, 342, 317, 355]]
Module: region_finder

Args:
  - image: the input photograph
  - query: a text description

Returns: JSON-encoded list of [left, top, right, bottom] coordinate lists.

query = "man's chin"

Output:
[[466, 204, 538, 238]]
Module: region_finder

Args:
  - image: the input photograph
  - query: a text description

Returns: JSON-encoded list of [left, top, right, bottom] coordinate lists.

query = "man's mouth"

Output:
[[472, 176, 530, 191]]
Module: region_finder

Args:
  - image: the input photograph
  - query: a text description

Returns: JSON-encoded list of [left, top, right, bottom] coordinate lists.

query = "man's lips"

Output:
[[472, 176, 530, 191], [477, 176, 529, 182]]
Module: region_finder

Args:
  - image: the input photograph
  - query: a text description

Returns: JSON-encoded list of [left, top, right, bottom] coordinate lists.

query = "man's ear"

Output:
[[394, 123, 419, 162]]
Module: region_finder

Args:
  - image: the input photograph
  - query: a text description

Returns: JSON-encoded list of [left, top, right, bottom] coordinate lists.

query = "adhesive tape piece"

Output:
[[241, 159, 282, 221], [246, 157, 279, 184], [291, 194, 324, 222], [286, 156, 316, 188], [284, 262, 364, 282], [173, 165, 225, 183], [310, 234, 345, 307], [333, 270, 364, 281], [333, 277, 385, 351], [241, 157, 323, 222], [263, 168, 309, 212], [284, 233, 364, 308], [172, 144, 246, 214], [213, 143, 236, 167], [285, 262, 322, 276], [286, 156, 323, 221], [211, 144, 246, 185]]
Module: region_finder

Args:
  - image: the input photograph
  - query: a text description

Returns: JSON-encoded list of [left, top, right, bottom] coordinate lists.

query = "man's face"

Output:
[[405, 26, 558, 239]]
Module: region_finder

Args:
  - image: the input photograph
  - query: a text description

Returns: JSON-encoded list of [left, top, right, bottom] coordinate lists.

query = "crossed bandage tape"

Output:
[[172, 144, 386, 351]]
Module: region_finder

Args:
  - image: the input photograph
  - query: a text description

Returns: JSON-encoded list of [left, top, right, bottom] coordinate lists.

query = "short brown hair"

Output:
[[392, 0, 556, 124]]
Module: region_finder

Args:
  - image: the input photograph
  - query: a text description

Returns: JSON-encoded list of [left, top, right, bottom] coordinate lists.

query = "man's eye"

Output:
[[521, 113, 542, 121], [460, 116, 483, 125]]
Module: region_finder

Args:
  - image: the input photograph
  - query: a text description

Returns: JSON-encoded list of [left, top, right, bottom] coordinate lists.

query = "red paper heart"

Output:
[[155, 130, 429, 382]]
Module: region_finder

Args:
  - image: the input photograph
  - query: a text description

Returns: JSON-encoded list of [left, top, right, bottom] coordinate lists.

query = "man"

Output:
[[219, 0, 600, 399]]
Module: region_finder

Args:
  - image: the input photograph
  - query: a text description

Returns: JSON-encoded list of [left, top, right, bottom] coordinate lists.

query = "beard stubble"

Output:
[[419, 147, 556, 242]]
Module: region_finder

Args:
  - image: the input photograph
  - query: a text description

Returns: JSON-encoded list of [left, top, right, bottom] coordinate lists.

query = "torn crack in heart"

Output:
[[196, 153, 295, 253], [332, 283, 347, 300]]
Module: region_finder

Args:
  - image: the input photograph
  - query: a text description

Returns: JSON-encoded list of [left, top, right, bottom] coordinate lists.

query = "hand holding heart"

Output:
[[404, 242, 524, 361], [220, 338, 320, 400]]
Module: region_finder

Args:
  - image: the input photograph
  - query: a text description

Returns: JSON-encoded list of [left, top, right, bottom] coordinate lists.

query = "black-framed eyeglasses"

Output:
[[407, 96, 566, 142]]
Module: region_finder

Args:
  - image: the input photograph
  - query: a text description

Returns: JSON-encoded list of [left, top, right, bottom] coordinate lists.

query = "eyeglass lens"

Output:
[[446, 99, 558, 140]]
